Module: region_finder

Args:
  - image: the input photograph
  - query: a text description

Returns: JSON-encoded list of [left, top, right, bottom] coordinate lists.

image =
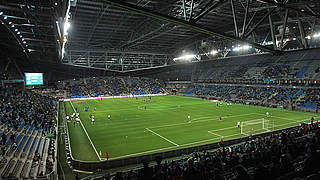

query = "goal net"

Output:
[[241, 118, 270, 136]]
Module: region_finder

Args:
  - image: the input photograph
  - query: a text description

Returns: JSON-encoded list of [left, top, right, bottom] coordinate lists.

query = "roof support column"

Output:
[[279, 9, 288, 50], [241, 0, 250, 37], [268, 15, 277, 50], [189, 0, 194, 22], [182, 0, 187, 21], [230, 0, 239, 37], [244, 7, 276, 39], [298, 18, 308, 49]]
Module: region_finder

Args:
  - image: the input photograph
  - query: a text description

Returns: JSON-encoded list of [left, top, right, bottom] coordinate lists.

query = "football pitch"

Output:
[[63, 95, 318, 161]]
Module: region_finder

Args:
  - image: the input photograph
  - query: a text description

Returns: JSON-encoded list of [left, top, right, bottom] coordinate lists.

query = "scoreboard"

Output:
[[25, 73, 44, 85]]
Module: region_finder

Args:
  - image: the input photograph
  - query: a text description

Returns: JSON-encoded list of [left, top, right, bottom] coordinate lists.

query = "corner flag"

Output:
[[99, 150, 102, 156]]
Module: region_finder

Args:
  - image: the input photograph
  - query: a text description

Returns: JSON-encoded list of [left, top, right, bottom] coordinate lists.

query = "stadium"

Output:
[[0, 0, 320, 179]]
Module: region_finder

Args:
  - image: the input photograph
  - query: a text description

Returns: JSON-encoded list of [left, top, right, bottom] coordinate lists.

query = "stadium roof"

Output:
[[0, 1, 59, 62], [1, 0, 320, 72]]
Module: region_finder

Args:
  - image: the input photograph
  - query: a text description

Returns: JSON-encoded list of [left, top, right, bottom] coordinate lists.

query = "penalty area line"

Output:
[[207, 131, 223, 138], [70, 101, 102, 161], [108, 133, 244, 160], [145, 128, 179, 147]]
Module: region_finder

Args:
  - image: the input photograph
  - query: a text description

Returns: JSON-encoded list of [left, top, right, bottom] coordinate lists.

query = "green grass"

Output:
[[64, 95, 318, 161]]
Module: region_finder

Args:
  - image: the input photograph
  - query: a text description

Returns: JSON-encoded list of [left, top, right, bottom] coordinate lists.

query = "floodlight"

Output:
[[8, 21, 12, 24], [15, 29, 18, 32], [64, 22, 70, 31], [210, 50, 218, 55], [313, 33, 320, 38], [3, 16, 7, 20], [173, 54, 195, 61], [0, 12, 3, 15]]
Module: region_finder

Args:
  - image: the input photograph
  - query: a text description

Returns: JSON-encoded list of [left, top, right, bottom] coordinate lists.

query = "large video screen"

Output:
[[25, 73, 44, 85]]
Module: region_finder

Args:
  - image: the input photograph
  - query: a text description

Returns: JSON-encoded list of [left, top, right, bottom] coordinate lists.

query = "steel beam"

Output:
[[86, 6, 109, 46], [121, 24, 171, 48], [256, 0, 320, 19], [189, 0, 194, 22], [279, 9, 288, 50], [268, 15, 277, 49], [309, 19, 316, 45], [182, 0, 187, 21], [97, 0, 280, 54], [193, 0, 228, 22], [241, 0, 250, 37], [305, 5, 317, 16], [298, 18, 308, 49], [230, 0, 239, 37], [243, 7, 276, 39], [241, 4, 261, 37]]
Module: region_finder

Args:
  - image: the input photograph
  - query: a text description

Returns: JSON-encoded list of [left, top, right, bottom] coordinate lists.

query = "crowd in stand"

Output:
[[0, 86, 56, 178], [194, 85, 319, 110], [100, 123, 320, 180], [263, 64, 290, 78], [0, 88, 56, 133], [57, 77, 166, 97]]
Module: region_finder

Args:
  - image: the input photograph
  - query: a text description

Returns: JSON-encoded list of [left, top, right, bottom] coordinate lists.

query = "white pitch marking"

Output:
[[207, 131, 223, 138], [149, 113, 257, 129], [145, 128, 179, 146], [70, 101, 102, 161]]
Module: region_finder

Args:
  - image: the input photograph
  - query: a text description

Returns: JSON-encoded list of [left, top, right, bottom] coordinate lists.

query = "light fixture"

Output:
[[23, 41, 26, 44], [210, 50, 218, 55], [233, 45, 252, 52], [173, 54, 196, 61], [11, 24, 14, 28], [17, 32, 21, 34], [0, 12, 3, 15], [55, 2, 58, 5], [8, 21, 12, 24], [313, 33, 320, 38], [4, 16, 8, 20], [15, 29, 18, 32], [22, 38, 25, 41], [20, 35, 23, 38]]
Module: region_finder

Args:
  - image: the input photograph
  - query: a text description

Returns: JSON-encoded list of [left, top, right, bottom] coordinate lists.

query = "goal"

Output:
[[240, 118, 270, 136]]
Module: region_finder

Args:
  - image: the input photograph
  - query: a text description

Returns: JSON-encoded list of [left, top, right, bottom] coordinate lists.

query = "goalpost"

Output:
[[241, 118, 270, 136]]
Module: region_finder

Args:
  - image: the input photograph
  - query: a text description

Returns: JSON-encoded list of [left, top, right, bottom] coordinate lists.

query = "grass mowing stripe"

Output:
[[70, 101, 102, 161], [145, 128, 179, 146]]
